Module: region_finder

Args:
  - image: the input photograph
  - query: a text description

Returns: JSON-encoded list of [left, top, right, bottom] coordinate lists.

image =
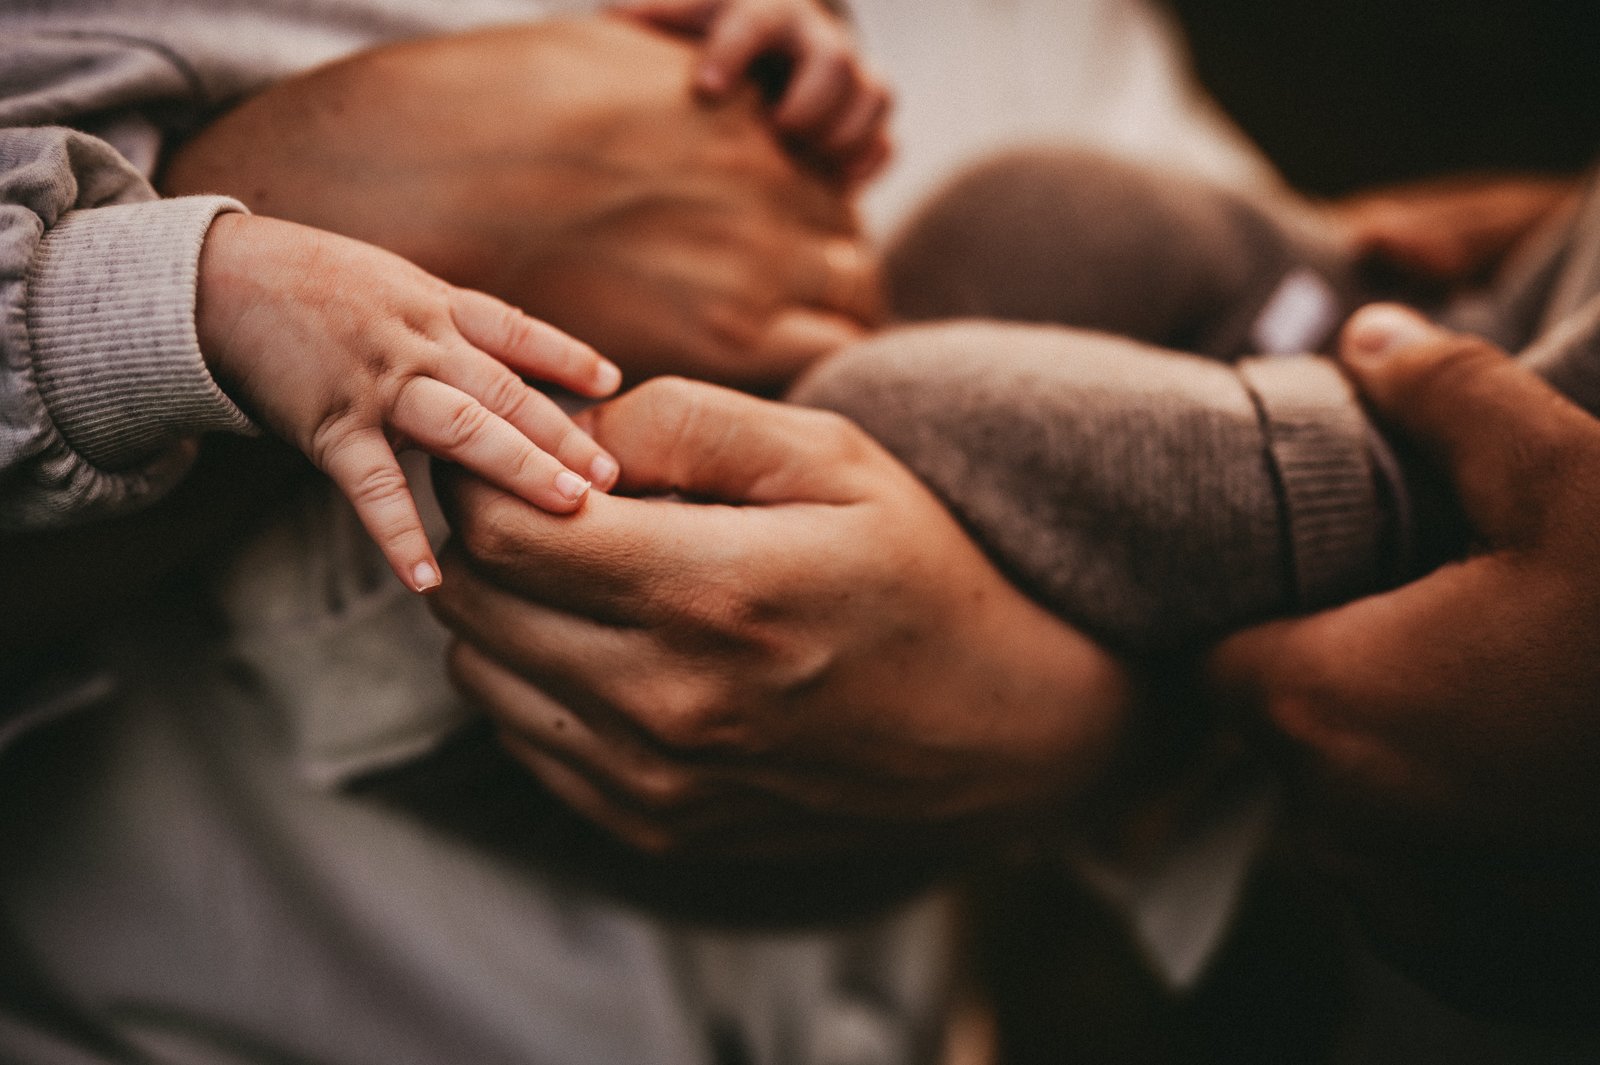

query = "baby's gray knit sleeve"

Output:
[[1, 125, 252, 530], [791, 321, 1390, 653]]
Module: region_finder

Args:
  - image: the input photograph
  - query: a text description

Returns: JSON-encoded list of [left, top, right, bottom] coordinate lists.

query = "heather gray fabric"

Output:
[[0, 0, 547, 531], [0, 6, 959, 1064], [883, 148, 1364, 359], [796, 151, 1600, 652], [792, 323, 1382, 652]]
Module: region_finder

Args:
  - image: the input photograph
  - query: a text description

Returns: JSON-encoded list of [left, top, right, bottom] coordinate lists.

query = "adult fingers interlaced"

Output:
[[451, 640, 900, 857], [450, 639, 709, 806]]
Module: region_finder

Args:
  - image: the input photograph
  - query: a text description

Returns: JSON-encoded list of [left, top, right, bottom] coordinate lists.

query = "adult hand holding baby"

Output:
[[164, 17, 879, 393], [1212, 304, 1600, 842], [1209, 304, 1600, 1024], [429, 377, 1132, 857]]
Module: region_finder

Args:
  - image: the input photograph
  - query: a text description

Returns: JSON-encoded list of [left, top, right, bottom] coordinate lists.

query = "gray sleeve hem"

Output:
[[26, 195, 257, 473], [1237, 355, 1384, 611]]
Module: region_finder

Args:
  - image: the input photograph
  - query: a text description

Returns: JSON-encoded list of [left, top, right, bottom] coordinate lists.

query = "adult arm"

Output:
[[429, 377, 1134, 857], [1207, 304, 1600, 1023], [162, 17, 879, 394], [1331, 172, 1582, 290]]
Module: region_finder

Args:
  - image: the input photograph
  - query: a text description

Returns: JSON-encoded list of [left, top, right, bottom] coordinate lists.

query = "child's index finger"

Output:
[[318, 426, 443, 593], [698, 4, 795, 94], [448, 288, 621, 398]]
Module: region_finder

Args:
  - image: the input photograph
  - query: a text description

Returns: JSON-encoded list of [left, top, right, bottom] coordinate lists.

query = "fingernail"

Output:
[[594, 360, 623, 394], [555, 470, 590, 502], [412, 561, 441, 592], [1344, 304, 1437, 362], [589, 453, 620, 489]]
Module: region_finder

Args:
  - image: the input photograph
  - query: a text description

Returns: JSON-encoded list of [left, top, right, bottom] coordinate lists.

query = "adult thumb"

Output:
[[1338, 303, 1592, 543], [580, 376, 876, 505]]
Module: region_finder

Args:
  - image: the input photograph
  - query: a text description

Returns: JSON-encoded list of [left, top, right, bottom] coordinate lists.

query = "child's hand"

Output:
[[196, 213, 622, 592], [617, 0, 892, 182]]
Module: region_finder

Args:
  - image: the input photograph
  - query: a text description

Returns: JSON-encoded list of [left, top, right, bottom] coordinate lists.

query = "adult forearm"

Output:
[[162, 17, 874, 392]]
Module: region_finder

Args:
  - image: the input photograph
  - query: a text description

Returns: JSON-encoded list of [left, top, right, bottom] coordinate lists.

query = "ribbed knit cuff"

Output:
[[26, 196, 257, 472], [1237, 355, 1385, 611]]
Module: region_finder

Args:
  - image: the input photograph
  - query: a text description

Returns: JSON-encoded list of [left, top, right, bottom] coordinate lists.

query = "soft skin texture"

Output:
[[163, 17, 880, 394], [429, 377, 1133, 858], [1209, 303, 1600, 1022], [616, 0, 893, 183], [195, 212, 620, 590]]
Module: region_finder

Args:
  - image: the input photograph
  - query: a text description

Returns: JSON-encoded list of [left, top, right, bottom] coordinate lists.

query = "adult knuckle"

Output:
[[805, 407, 871, 462], [677, 575, 750, 631], [454, 497, 523, 568], [646, 687, 715, 750], [632, 374, 703, 411], [630, 765, 705, 814], [639, 675, 733, 752]]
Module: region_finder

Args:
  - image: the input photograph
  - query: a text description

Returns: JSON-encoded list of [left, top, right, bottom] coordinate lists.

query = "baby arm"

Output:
[[789, 321, 1394, 654], [616, 0, 891, 182], [196, 213, 622, 592]]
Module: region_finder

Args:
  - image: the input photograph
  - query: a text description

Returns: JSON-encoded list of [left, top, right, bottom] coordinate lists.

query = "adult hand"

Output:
[[1208, 303, 1600, 1024], [1210, 303, 1600, 845], [429, 377, 1131, 857], [163, 17, 878, 392], [1330, 173, 1581, 290]]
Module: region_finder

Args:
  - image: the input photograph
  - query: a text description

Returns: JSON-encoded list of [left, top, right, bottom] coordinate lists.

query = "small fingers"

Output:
[[772, 35, 855, 134], [820, 77, 892, 160], [841, 129, 893, 186], [698, 5, 793, 94], [611, 0, 722, 33], [392, 376, 593, 513], [437, 346, 620, 489], [448, 288, 621, 398], [318, 427, 440, 592]]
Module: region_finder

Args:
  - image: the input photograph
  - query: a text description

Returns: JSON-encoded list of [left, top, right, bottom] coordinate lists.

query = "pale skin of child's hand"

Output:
[[616, 0, 892, 183], [195, 213, 623, 592]]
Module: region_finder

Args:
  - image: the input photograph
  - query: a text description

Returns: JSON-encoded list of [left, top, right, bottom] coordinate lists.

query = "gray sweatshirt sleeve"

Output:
[[0, 125, 253, 530]]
